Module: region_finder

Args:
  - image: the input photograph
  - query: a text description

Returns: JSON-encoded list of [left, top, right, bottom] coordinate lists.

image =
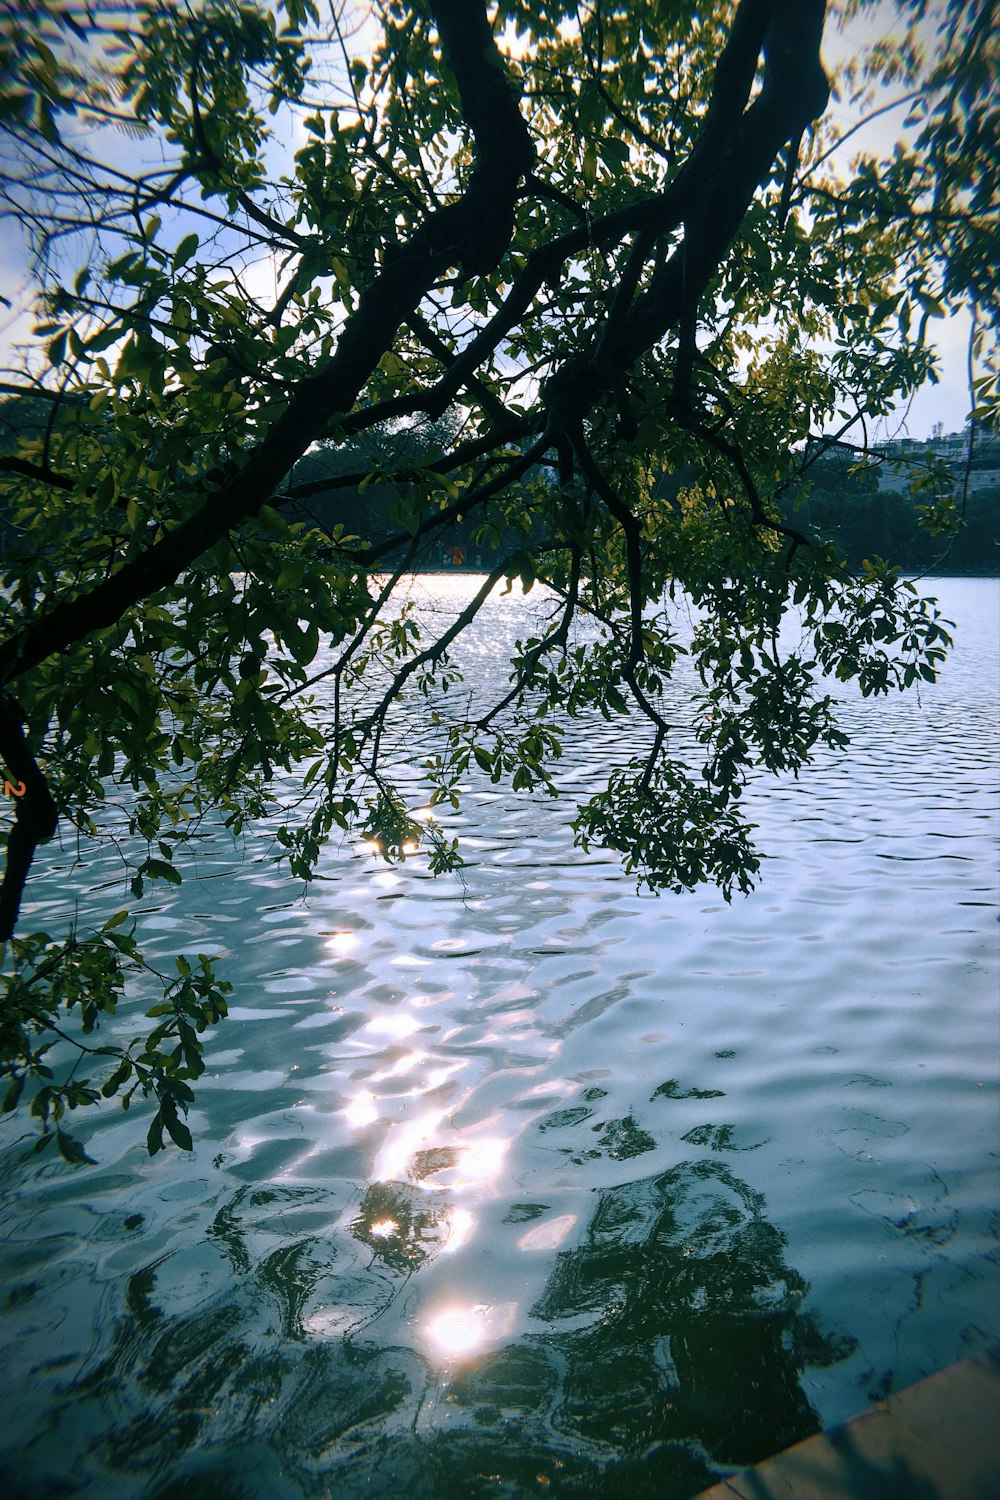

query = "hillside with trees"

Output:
[[781, 441, 999, 576]]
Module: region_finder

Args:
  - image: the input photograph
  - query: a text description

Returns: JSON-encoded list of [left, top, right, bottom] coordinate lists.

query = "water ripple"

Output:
[[0, 577, 997, 1498]]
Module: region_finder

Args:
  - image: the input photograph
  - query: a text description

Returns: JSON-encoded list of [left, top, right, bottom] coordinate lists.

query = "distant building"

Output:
[[871, 426, 1000, 493]]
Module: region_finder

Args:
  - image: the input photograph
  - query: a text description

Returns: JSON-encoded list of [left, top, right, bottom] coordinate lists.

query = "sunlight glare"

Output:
[[447, 1135, 508, 1189], [364, 1011, 422, 1039], [369, 1049, 425, 1081], [325, 930, 360, 956], [343, 1089, 379, 1128], [517, 1214, 577, 1252], [441, 1207, 476, 1254], [374, 1108, 448, 1182], [424, 1301, 518, 1360]]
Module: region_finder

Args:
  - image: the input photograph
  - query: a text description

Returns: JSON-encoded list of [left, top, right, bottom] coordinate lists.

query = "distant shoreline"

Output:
[[385, 565, 1000, 580]]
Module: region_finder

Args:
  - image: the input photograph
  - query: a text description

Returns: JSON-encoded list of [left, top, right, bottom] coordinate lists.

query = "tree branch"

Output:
[[0, 0, 534, 690], [0, 694, 59, 941]]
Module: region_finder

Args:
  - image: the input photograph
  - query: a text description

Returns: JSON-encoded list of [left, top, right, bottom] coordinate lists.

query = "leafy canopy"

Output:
[[0, 0, 994, 1159]]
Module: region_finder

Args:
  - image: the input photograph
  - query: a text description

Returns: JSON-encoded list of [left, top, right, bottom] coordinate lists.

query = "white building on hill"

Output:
[[872, 425, 1000, 494]]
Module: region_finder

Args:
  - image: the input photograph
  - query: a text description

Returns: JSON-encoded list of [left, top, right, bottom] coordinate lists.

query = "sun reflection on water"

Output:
[[324, 930, 361, 957], [423, 1301, 517, 1360], [369, 1049, 427, 1081], [342, 1089, 379, 1128], [373, 1109, 449, 1181], [442, 1135, 507, 1191], [517, 1213, 577, 1252], [363, 1010, 422, 1039], [369, 1218, 398, 1239], [441, 1206, 475, 1254]]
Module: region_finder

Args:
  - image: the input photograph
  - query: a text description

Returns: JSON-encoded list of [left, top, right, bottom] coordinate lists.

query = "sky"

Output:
[[817, 1, 975, 442], [0, 0, 978, 442]]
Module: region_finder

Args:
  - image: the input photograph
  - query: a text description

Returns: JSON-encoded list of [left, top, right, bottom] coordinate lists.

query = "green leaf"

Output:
[[101, 1060, 132, 1098], [163, 1112, 193, 1151], [86, 323, 124, 354], [172, 232, 199, 271], [598, 136, 630, 166], [36, 95, 60, 144], [915, 291, 945, 318]]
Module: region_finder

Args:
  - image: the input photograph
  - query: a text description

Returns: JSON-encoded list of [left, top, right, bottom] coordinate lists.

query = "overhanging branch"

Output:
[[0, 0, 535, 690]]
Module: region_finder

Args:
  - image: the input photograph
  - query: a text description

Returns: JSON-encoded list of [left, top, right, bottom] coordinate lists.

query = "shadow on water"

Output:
[[2, 1158, 854, 1500]]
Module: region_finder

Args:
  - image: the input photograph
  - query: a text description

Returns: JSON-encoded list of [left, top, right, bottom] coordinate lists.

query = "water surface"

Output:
[[1, 576, 997, 1499]]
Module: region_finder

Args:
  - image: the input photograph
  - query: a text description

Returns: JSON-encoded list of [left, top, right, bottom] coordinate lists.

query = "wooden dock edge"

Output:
[[691, 1345, 1000, 1500]]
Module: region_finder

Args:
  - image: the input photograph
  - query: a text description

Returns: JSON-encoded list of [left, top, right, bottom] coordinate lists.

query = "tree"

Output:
[[0, 0, 994, 1158]]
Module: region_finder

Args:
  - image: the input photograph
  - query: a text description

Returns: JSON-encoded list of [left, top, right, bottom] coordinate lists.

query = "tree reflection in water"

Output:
[[516, 1158, 852, 1488], [0, 1156, 855, 1500]]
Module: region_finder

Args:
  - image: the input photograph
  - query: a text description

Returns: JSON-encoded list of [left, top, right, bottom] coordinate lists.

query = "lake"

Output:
[[1, 575, 997, 1500]]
